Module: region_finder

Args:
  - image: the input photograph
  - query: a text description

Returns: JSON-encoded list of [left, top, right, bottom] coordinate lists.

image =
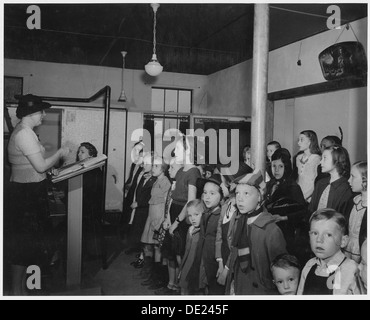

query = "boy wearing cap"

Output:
[[225, 170, 287, 295]]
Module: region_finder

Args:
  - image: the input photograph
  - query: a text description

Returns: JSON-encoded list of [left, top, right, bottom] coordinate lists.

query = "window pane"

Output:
[[152, 88, 164, 112], [179, 90, 191, 113], [165, 89, 178, 112]]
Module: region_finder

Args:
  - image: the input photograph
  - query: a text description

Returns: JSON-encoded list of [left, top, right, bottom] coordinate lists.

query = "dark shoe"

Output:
[[130, 257, 143, 266], [134, 258, 145, 268], [154, 286, 175, 295]]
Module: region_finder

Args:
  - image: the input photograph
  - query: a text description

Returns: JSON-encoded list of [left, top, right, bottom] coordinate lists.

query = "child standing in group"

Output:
[[264, 148, 307, 259], [128, 153, 157, 268], [242, 145, 252, 168], [266, 141, 281, 182], [345, 161, 367, 263], [315, 131, 343, 184], [155, 136, 201, 295], [178, 199, 205, 295], [309, 145, 353, 221], [270, 254, 301, 295], [295, 130, 321, 202], [140, 156, 171, 284], [320, 128, 343, 153], [297, 208, 358, 295], [227, 170, 287, 295], [121, 141, 144, 246], [188, 174, 225, 295]]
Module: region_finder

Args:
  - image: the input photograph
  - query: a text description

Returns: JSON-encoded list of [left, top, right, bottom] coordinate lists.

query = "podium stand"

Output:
[[52, 159, 106, 289]]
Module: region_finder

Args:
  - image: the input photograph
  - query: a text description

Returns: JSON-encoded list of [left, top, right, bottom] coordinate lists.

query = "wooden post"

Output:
[[251, 4, 269, 174]]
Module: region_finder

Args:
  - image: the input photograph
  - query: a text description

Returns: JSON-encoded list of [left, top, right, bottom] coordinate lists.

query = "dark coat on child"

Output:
[[188, 207, 224, 295], [179, 226, 200, 293], [265, 177, 307, 223], [122, 164, 143, 224], [227, 209, 287, 295], [308, 176, 354, 221], [129, 175, 157, 246]]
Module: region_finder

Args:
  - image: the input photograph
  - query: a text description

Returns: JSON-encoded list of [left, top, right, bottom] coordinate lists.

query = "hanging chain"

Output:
[[153, 10, 157, 56]]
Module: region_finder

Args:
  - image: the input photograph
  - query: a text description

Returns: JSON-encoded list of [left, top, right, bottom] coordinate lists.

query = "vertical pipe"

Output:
[[251, 4, 269, 174], [101, 85, 111, 269], [102, 86, 111, 211]]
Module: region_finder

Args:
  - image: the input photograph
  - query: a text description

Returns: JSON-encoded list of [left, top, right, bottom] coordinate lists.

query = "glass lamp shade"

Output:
[[145, 54, 163, 76]]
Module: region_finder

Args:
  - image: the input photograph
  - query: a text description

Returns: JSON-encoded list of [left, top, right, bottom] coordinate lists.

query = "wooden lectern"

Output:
[[52, 156, 106, 289]]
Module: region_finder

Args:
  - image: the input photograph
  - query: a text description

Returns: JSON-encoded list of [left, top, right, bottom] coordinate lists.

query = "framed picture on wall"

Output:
[[4, 76, 23, 103]]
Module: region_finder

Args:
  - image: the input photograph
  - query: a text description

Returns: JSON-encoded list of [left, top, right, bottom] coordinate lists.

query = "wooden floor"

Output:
[[3, 237, 164, 297]]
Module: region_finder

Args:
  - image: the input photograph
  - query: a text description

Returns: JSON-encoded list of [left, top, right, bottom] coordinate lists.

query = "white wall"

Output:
[[209, 17, 367, 163], [270, 17, 367, 163], [4, 58, 208, 210], [268, 18, 368, 92], [273, 88, 367, 163], [207, 60, 253, 117], [4, 59, 208, 113], [348, 87, 368, 162]]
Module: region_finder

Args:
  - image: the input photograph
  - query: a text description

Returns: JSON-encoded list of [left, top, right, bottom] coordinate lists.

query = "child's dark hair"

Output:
[[270, 253, 301, 273], [76, 142, 98, 161], [324, 145, 351, 179], [300, 130, 321, 155], [309, 208, 348, 236], [271, 148, 292, 179], [187, 199, 205, 213], [267, 141, 281, 149], [322, 127, 344, 146]]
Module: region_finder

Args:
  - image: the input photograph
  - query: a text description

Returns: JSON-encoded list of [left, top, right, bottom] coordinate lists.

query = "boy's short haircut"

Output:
[[309, 208, 348, 236], [186, 199, 205, 213], [270, 253, 301, 273], [267, 141, 281, 149]]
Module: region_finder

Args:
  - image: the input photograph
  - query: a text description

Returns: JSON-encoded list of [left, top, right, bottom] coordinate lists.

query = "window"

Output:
[[151, 87, 192, 113], [143, 114, 190, 160]]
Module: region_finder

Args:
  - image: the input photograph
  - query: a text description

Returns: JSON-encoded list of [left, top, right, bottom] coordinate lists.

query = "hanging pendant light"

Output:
[[145, 3, 163, 76], [118, 51, 128, 102]]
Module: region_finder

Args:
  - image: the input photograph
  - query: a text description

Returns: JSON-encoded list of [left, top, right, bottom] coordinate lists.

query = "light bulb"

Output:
[[145, 54, 163, 76]]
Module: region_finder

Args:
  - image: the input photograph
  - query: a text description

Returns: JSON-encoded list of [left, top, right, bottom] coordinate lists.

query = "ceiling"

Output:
[[4, 3, 368, 75]]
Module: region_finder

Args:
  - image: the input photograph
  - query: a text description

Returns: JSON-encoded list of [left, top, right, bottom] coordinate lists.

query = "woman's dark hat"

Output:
[[16, 94, 51, 119]]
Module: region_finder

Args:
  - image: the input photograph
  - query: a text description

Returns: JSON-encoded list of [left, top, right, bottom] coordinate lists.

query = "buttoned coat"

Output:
[[227, 210, 287, 295]]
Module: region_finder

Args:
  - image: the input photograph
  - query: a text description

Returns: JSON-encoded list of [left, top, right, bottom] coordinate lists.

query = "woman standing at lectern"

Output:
[[5, 94, 69, 295]]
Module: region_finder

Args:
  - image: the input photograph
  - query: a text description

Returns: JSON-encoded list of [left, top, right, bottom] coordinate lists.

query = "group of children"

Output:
[[120, 130, 367, 296]]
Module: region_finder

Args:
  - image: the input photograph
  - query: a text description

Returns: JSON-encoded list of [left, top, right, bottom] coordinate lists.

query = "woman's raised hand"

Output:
[[59, 146, 70, 158]]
